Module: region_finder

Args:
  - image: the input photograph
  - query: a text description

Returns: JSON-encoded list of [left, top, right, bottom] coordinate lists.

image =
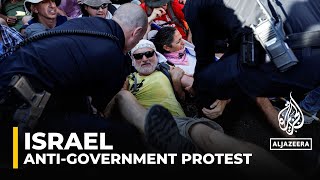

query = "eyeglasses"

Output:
[[133, 51, 155, 60], [89, 3, 109, 10]]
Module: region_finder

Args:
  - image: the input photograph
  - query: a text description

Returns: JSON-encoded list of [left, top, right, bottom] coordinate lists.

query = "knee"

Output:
[[116, 90, 134, 102]]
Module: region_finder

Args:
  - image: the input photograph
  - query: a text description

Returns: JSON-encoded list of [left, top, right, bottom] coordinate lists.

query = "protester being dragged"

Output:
[[0, 4, 149, 163]]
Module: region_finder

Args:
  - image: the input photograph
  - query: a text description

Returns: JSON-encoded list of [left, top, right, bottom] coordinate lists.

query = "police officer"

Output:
[[0, 2, 148, 160], [183, 0, 320, 112]]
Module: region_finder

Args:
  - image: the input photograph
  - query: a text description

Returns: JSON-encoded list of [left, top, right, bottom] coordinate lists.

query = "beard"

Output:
[[134, 62, 157, 76]]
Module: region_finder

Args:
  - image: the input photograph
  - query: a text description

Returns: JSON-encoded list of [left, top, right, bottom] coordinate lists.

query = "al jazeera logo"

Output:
[[270, 93, 312, 150]]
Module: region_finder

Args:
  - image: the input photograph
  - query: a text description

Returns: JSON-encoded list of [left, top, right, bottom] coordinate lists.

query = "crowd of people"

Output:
[[0, 0, 319, 177]]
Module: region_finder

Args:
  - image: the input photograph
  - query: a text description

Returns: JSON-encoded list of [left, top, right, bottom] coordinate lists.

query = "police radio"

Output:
[[251, 0, 298, 72]]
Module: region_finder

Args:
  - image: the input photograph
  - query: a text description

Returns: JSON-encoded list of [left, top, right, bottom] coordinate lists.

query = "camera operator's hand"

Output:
[[202, 99, 230, 119]]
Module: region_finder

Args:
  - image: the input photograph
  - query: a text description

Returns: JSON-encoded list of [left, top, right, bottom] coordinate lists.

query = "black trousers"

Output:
[[194, 48, 320, 108]]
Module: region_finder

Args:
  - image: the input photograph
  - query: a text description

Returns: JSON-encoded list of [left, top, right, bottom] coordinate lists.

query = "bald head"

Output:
[[112, 3, 148, 53], [113, 3, 148, 33]]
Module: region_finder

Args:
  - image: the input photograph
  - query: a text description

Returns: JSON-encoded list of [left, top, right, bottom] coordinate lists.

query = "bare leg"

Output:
[[143, 105, 298, 177], [104, 90, 147, 134], [189, 124, 297, 177], [256, 97, 295, 138]]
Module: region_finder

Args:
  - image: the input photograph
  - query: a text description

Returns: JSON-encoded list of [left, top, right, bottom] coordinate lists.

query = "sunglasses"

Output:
[[89, 3, 109, 10], [133, 51, 155, 60], [40, 0, 57, 3]]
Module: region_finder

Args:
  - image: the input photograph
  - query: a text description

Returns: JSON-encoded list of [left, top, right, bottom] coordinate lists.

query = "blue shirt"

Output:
[[20, 15, 68, 31], [0, 24, 24, 59]]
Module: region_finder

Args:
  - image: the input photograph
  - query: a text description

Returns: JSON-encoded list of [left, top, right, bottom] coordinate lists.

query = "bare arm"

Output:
[[169, 66, 185, 101], [255, 97, 295, 138], [147, 7, 166, 23]]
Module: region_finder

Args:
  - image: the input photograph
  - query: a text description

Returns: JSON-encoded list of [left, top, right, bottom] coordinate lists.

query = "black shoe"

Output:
[[144, 104, 196, 153]]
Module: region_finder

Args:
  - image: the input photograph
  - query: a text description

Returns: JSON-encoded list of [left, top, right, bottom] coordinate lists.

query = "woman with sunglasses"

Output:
[[79, 0, 116, 19]]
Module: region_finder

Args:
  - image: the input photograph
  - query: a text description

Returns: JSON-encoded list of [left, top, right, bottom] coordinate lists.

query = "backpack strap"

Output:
[[130, 73, 139, 93], [130, 63, 170, 94], [131, 62, 182, 101], [156, 62, 184, 101], [156, 62, 173, 85]]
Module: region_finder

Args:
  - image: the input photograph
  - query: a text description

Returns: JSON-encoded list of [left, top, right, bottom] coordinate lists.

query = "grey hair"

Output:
[[112, 3, 148, 31]]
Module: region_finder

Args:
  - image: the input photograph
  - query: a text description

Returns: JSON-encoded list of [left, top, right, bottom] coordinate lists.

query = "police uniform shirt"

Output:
[[0, 17, 130, 112]]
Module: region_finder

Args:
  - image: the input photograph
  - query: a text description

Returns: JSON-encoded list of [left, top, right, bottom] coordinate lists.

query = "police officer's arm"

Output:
[[169, 66, 185, 101], [187, 0, 245, 70], [202, 99, 231, 119]]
